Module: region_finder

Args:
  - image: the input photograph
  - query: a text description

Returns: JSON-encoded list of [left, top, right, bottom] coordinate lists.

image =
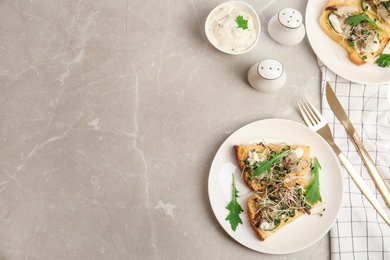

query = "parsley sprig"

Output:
[[344, 13, 382, 31], [236, 15, 248, 30], [375, 54, 390, 67]]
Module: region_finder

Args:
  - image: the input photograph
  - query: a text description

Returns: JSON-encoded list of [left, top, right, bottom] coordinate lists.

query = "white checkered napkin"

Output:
[[319, 63, 390, 260]]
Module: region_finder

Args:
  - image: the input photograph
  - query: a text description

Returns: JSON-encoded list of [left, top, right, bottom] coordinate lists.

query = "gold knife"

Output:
[[326, 82, 390, 208]]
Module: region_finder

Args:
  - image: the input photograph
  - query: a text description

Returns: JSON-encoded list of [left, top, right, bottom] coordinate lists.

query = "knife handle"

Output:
[[350, 132, 390, 209], [332, 144, 390, 226]]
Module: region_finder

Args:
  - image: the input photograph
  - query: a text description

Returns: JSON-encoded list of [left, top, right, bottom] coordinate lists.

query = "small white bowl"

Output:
[[205, 1, 261, 55]]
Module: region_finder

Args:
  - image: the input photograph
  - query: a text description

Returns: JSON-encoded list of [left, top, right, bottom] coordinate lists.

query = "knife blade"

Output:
[[326, 82, 390, 209]]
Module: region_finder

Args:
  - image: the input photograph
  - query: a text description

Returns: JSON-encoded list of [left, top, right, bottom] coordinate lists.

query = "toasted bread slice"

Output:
[[319, 0, 390, 65], [234, 143, 310, 192], [247, 179, 311, 241]]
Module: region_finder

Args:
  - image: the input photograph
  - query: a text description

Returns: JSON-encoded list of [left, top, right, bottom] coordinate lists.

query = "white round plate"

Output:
[[208, 119, 343, 254], [305, 0, 390, 85]]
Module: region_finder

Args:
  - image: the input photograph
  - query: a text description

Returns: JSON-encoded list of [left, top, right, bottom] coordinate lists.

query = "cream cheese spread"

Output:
[[208, 5, 257, 53]]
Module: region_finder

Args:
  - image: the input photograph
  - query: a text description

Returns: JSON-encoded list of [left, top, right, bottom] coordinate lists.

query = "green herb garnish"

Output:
[[250, 149, 291, 180], [375, 53, 390, 67], [344, 13, 382, 31], [225, 173, 243, 231], [305, 157, 322, 205], [236, 15, 248, 30]]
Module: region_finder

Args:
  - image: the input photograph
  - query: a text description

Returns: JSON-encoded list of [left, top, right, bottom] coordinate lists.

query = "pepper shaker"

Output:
[[248, 59, 286, 92], [268, 8, 306, 46]]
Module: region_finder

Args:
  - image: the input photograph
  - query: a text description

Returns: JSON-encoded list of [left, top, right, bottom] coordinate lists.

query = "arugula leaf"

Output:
[[225, 173, 243, 231], [250, 150, 291, 180], [305, 157, 322, 205], [236, 15, 248, 30], [344, 13, 382, 31], [375, 54, 390, 67]]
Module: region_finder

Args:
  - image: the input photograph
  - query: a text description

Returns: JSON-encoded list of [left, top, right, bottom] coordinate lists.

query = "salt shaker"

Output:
[[248, 59, 286, 92], [268, 8, 305, 46]]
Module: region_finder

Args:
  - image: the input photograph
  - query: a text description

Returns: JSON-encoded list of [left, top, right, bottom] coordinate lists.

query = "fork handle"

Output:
[[333, 145, 390, 226]]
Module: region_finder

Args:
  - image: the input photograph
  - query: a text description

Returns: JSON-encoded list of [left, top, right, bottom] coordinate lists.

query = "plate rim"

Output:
[[208, 118, 344, 254]]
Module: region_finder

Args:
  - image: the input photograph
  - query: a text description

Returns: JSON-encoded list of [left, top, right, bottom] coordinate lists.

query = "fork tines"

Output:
[[297, 97, 325, 131]]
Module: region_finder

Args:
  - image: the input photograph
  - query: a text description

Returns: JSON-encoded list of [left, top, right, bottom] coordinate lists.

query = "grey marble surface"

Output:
[[0, 0, 328, 259]]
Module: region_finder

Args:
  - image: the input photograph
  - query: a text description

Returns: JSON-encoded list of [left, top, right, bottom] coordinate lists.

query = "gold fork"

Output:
[[297, 97, 390, 226]]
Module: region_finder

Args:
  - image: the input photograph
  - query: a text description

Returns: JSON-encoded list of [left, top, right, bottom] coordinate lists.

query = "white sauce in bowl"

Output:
[[207, 4, 258, 53]]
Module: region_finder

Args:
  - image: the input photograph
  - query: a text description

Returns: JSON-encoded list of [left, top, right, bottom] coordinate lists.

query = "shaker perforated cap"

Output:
[[257, 59, 283, 80], [278, 8, 302, 29]]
